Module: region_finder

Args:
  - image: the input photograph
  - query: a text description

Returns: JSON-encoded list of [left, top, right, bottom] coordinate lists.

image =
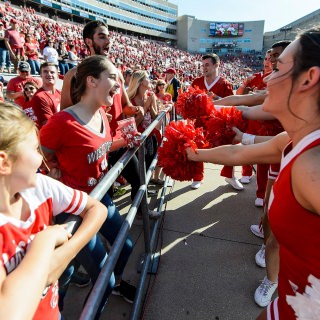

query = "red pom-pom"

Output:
[[255, 120, 283, 136], [246, 119, 283, 136], [175, 87, 215, 127], [158, 120, 207, 181], [205, 106, 248, 147]]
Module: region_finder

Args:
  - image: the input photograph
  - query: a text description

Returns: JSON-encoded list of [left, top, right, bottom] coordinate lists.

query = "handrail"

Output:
[[80, 108, 171, 320]]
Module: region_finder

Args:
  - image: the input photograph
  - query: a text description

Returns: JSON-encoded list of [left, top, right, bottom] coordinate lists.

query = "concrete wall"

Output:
[[263, 8, 320, 50]]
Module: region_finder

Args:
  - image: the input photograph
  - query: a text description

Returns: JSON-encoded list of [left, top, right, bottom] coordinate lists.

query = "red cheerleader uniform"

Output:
[[268, 130, 320, 319]]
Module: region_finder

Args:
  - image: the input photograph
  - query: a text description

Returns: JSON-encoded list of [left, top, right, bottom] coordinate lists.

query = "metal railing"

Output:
[[80, 108, 171, 320]]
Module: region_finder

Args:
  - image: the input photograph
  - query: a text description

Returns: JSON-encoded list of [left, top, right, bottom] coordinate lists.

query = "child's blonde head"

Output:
[[0, 103, 36, 161]]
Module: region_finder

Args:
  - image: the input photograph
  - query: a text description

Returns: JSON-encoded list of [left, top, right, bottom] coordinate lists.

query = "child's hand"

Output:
[[39, 224, 71, 248]]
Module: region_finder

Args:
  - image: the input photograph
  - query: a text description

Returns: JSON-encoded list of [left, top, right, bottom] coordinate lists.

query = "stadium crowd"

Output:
[[0, 2, 262, 87]]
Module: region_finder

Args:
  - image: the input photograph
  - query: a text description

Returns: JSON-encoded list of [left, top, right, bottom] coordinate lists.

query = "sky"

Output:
[[171, 0, 320, 32]]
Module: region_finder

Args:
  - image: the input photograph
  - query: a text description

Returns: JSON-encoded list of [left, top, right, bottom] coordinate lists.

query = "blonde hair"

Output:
[[0, 103, 36, 160], [126, 70, 149, 100]]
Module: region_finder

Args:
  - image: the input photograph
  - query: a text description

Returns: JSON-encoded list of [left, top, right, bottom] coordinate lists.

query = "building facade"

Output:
[[263, 8, 320, 50], [21, 0, 178, 42], [177, 15, 264, 54]]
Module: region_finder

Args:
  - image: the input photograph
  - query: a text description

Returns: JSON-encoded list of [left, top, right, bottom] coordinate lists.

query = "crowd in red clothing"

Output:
[[0, 1, 263, 87]]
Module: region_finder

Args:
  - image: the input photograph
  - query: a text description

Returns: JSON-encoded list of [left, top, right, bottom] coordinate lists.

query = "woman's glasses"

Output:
[[158, 84, 165, 87], [24, 87, 36, 92]]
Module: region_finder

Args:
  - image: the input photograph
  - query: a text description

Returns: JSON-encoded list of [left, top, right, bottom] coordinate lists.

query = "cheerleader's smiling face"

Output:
[[262, 40, 297, 117]]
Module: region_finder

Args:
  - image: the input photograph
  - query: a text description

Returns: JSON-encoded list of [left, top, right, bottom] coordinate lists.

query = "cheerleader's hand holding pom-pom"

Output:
[[185, 146, 199, 162], [232, 127, 244, 144], [158, 120, 207, 181], [205, 106, 248, 147]]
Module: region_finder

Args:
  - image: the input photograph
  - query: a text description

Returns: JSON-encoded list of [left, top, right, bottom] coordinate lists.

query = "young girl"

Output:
[[187, 29, 320, 320], [39, 56, 136, 312], [0, 103, 107, 319]]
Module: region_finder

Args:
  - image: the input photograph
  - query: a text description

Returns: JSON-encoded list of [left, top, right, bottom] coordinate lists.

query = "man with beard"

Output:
[[61, 21, 145, 208]]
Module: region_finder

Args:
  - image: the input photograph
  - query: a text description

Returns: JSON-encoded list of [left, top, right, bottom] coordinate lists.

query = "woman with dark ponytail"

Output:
[[40, 55, 137, 317]]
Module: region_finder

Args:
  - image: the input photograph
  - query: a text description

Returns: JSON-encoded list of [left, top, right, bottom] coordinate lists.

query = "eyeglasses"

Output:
[[24, 87, 36, 92], [158, 84, 165, 87]]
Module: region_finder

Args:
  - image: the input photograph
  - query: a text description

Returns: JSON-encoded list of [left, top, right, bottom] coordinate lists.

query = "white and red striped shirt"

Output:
[[0, 173, 87, 320]]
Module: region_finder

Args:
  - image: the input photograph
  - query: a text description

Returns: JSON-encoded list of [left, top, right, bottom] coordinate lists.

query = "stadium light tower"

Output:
[[280, 26, 292, 40]]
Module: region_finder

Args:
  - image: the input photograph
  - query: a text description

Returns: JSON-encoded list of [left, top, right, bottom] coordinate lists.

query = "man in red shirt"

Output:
[[191, 53, 235, 190], [192, 53, 233, 99], [32, 62, 60, 129], [236, 50, 273, 206], [6, 61, 42, 107], [4, 19, 24, 73], [237, 50, 272, 95]]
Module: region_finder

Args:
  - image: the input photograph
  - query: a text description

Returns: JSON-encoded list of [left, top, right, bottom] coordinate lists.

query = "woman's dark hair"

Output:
[[288, 28, 320, 118], [70, 55, 113, 104], [292, 28, 320, 79]]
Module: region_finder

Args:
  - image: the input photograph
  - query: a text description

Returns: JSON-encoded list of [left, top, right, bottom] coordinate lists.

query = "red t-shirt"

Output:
[[4, 29, 23, 49], [269, 131, 320, 319], [22, 99, 38, 124], [24, 42, 38, 60], [156, 92, 172, 104], [246, 71, 271, 90], [0, 174, 87, 320], [192, 76, 233, 98], [242, 71, 280, 135], [40, 108, 113, 193], [6, 76, 42, 107], [32, 88, 61, 129]]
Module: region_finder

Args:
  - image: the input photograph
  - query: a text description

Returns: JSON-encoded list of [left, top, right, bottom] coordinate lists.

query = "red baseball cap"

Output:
[[164, 68, 176, 75], [10, 18, 18, 24]]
